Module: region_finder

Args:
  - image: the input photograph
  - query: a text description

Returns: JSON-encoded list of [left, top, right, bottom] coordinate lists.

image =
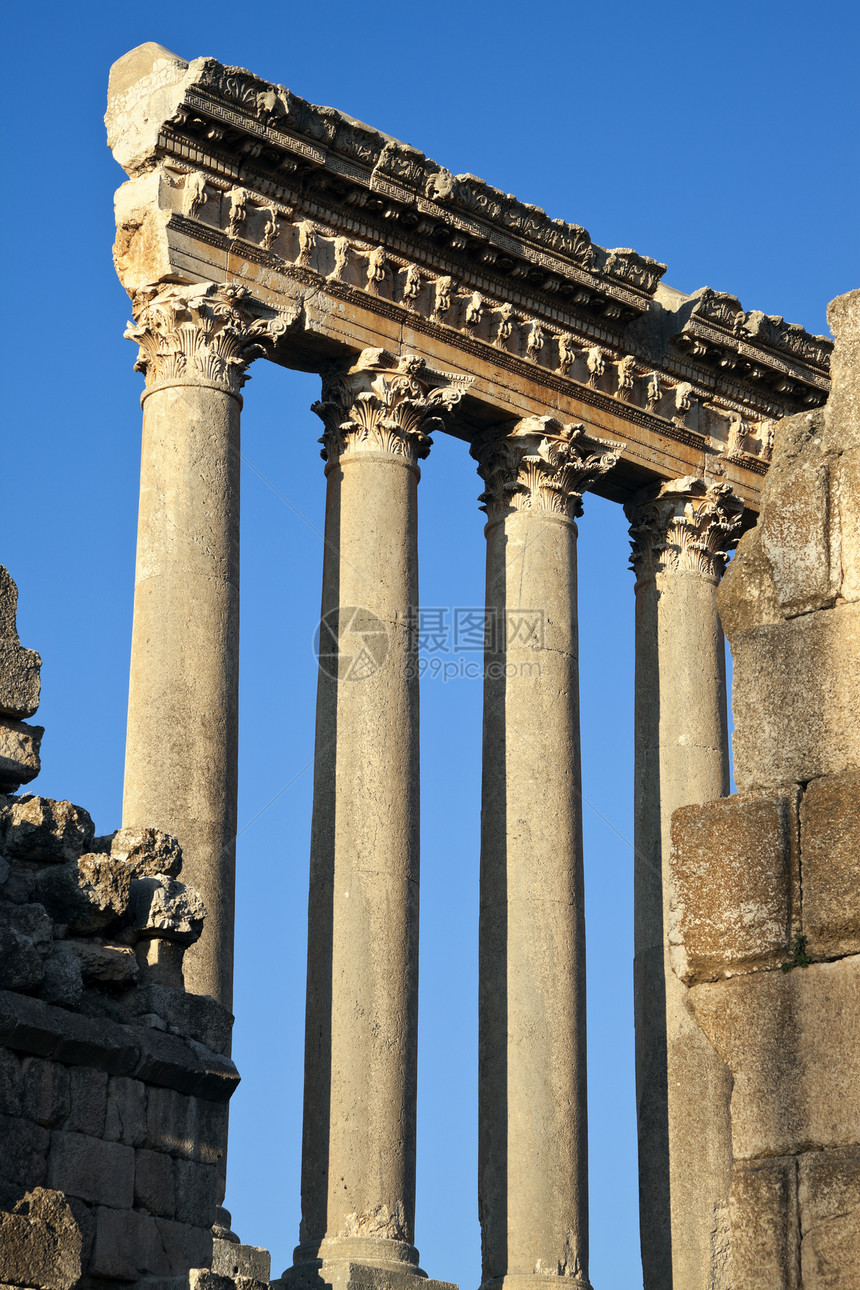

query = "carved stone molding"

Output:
[[125, 281, 290, 396], [472, 416, 623, 523], [312, 349, 473, 468], [625, 477, 744, 581]]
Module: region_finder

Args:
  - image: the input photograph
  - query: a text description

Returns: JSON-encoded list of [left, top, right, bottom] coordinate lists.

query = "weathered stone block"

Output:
[[135, 983, 233, 1052], [728, 602, 860, 792], [65, 1066, 107, 1137], [64, 937, 139, 984], [91, 1204, 169, 1280], [0, 642, 42, 719], [36, 853, 131, 936], [136, 1146, 176, 1216], [0, 901, 52, 951], [174, 1158, 218, 1227], [669, 792, 799, 983], [129, 874, 205, 943], [0, 1113, 48, 1187], [0, 989, 140, 1074], [110, 826, 184, 878], [146, 1086, 228, 1164], [0, 1048, 22, 1115], [0, 926, 45, 992], [136, 1026, 239, 1100], [39, 951, 83, 1008], [729, 1157, 800, 1290], [154, 1215, 213, 1276], [689, 957, 860, 1159], [22, 1057, 71, 1127], [798, 1144, 860, 1288], [800, 771, 860, 957], [105, 1075, 147, 1145], [833, 449, 860, 602], [2, 797, 94, 863], [0, 1186, 83, 1290], [0, 717, 43, 792], [760, 458, 836, 616], [212, 1235, 271, 1282], [47, 1130, 134, 1208], [825, 290, 860, 449]]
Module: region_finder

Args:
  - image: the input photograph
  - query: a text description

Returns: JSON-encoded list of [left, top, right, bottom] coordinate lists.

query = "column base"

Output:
[[278, 1252, 456, 1290]]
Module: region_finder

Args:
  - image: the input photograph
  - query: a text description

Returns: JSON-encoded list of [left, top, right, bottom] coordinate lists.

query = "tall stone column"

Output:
[[624, 478, 743, 1289], [285, 351, 470, 1290], [472, 417, 621, 1290], [122, 281, 285, 1012]]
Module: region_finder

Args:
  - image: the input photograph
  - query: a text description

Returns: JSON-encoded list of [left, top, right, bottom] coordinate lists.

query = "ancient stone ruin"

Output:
[[0, 39, 856, 1290]]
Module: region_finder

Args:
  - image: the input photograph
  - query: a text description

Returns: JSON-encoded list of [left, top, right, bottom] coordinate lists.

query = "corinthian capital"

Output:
[[312, 349, 473, 468], [625, 476, 744, 581], [124, 282, 289, 396], [472, 416, 623, 523]]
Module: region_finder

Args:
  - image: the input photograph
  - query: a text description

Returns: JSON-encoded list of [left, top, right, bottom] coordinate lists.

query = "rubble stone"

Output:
[[129, 874, 205, 943], [0, 717, 43, 792], [110, 826, 184, 878], [36, 853, 131, 936], [2, 797, 94, 864], [0, 1186, 83, 1290], [0, 926, 45, 992]]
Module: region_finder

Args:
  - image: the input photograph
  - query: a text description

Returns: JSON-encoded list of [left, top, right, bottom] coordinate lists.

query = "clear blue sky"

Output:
[[2, 3, 857, 1287]]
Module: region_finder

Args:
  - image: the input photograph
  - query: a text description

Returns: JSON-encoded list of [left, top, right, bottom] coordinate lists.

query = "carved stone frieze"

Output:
[[124, 281, 290, 395], [625, 477, 744, 581], [473, 416, 622, 523], [312, 349, 473, 468]]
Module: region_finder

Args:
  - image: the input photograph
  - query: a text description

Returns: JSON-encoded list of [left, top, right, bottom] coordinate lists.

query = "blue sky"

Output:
[[2, 2, 858, 1286]]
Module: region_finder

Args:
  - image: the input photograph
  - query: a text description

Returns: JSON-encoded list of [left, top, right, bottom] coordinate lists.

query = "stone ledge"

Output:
[[0, 991, 238, 1101]]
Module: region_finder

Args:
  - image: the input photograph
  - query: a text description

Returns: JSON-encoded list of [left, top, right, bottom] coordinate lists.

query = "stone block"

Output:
[[669, 792, 798, 983], [36, 853, 131, 936], [91, 1204, 170, 1280], [0, 1186, 83, 1290], [39, 951, 83, 1007], [174, 1158, 218, 1227], [129, 874, 205, 944], [689, 957, 860, 1159], [728, 602, 860, 792], [760, 458, 836, 616], [0, 925, 45, 992], [47, 1130, 134, 1208], [65, 1066, 107, 1136], [64, 937, 140, 984], [136, 1146, 176, 1216], [0, 1113, 49, 1187], [826, 290, 860, 448], [105, 1075, 147, 1145], [0, 901, 53, 951], [212, 1235, 271, 1281], [0, 1047, 22, 1115], [0, 717, 43, 792], [135, 983, 233, 1052], [154, 1215, 213, 1276], [135, 936, 187, 987], [22, 1057, 70, 1127], [833, 448, 860, 602], [146, 1086, 228, 1164], [798, 1145, 860, 1288], [1, 797, 94, 864], [136, 1026, 239, 1100], [110, 826, 184, 878], [729, 1158, 800, 1290], [0, 989, 141, 1075], [800, 771, 860, 957], [0, 642, 42, 719]]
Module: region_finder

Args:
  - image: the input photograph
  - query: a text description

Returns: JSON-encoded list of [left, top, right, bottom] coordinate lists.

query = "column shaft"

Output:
[[475, 418, 620, 1290], [627, 480, 742, 1290]]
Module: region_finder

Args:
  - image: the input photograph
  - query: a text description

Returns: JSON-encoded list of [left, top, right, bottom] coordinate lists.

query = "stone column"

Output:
[[472, 417, 621, 1290], [122, 281, 285, 1012], [285, 351, 470, 1290], [624, 478, 743, 1290]]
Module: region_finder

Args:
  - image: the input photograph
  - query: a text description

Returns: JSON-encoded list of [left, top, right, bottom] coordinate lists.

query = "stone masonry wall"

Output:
[[668, 290, 860, 1289]]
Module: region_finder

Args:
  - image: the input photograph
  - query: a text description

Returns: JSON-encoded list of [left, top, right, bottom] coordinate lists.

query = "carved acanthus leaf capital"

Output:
[[625, 476, 744, 581], [472, 416, 623, 522], [312, 349, 473, 467], [125, 282, 290, 395]]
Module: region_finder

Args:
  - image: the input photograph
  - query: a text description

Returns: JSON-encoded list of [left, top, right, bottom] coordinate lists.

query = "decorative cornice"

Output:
[[472, 417, 623, 523], [312, 350, 473, 469], [625, 477, 744, 581], [125, 281, 290, 395]]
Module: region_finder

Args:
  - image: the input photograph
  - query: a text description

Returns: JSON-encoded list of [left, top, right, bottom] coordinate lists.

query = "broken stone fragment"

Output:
[[2, 796, 95, 864], [36, 853, 131, 936], [39, 951, 83, 1007], [129, 875, 205, 944], [62, 939, 140, 985], [108, 826, 184, 878], [0, 1185, 83, 1290], [0, 641, 42, 720], [0, 926, 45, 992], [0, 717, 43, 794]]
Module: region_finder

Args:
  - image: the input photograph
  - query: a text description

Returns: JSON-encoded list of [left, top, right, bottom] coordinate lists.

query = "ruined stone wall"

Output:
[[0, 571, 269, 1289], [668, 289, 860, 1288]]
